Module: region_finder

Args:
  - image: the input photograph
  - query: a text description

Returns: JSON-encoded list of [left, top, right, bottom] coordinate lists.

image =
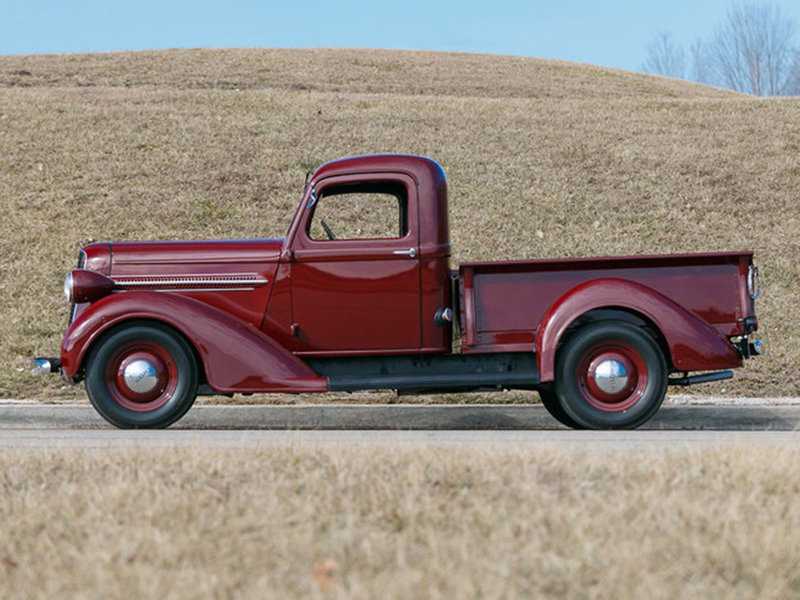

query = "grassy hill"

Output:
[[0, 48, 796, 398]]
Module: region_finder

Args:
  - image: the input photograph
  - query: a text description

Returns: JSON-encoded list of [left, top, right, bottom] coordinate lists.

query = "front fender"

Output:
[[61, 291, 327, 394], [535, 278, 742, 382]]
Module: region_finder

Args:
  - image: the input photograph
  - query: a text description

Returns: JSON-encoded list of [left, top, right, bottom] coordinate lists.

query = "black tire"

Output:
[[554, 321, 667, 430], [84, 322, 198, 429], [538, 389, 585, 429]]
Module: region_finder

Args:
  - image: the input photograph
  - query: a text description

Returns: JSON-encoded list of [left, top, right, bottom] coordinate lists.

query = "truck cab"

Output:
[[280, 154, 452, 355]]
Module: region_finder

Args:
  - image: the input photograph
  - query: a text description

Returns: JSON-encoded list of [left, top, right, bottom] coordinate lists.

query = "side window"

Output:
[[308, 181, 408, 241]]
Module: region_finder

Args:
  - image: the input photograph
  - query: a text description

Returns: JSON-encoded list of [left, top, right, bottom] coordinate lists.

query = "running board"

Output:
[[328, 371, 541, 393], [306, 352, 540, 394]]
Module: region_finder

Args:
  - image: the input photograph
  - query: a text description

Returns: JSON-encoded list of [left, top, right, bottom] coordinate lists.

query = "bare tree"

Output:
[[709, 3, 796, 96], [690, 39, 715, 85], [641, 31, 687, 79], [642, 3, 800, 96], [783, 49, 800, 94]]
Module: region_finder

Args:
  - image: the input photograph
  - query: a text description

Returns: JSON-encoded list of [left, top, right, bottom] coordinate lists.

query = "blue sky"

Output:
[[2, 0, 799, 72]]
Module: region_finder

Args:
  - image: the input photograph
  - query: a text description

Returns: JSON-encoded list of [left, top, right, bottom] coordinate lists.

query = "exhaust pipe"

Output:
[[668, 370, 733, 387]]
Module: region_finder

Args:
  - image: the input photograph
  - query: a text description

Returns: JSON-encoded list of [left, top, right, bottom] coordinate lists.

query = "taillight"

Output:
[[747, 265, 760, 300]]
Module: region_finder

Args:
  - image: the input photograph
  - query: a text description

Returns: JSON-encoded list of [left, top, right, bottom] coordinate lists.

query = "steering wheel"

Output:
[[320, 219, 336, 240]]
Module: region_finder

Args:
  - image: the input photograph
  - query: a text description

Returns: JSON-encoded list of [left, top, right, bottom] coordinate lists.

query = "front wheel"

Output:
[[84, 322, 198, 429], [554, 322, 667, 430]]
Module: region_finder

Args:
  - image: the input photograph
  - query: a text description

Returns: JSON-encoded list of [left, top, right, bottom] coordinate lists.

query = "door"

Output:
[[290, 174, 421, 354]]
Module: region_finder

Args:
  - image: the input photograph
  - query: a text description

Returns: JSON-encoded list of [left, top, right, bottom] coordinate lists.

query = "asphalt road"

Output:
[[2, 428, 800, 451], [1, 402, 799, 450]]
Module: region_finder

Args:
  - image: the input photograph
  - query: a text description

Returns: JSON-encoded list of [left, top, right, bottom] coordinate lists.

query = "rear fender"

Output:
[[535, 278, 742, 382], [61, 291, 327, 394]]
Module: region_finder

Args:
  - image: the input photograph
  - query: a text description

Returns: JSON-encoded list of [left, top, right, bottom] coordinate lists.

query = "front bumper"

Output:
[[30, 357, 61, 376]]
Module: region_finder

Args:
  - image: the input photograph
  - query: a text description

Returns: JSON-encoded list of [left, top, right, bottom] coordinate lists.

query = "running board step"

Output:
[[327, 371, 541, 393], [306, 352, 540, 394]]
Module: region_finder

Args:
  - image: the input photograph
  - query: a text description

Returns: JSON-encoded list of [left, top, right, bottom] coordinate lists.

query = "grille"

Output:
[[68, 249, 87, 325]]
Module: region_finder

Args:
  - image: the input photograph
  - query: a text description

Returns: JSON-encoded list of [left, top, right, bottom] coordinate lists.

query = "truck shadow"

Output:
[[3, 404, 797, 431], [171, 404, 800, 431]]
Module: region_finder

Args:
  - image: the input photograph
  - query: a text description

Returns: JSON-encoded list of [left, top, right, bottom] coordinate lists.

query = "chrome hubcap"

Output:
[[593, 359, 629, 395], [123, 359, 159, 394]]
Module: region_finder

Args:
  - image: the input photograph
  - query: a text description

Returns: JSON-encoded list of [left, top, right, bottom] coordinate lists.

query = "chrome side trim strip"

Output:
[[112, 273, 269, 292]]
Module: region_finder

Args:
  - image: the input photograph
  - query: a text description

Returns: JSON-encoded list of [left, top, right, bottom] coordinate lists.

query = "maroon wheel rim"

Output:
[[105, 341, 177, 412], [577, 341, 648, 412]]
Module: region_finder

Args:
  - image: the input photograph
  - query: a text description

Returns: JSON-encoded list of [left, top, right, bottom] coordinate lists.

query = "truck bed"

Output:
[[459, 251, 754, 354]]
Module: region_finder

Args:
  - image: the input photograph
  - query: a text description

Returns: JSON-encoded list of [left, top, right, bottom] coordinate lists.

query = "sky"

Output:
[[2, 0, 799, 73]]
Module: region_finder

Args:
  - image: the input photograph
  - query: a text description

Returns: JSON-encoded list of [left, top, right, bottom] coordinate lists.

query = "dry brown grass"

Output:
[[0, 48, 797, 398], [1, 444, 799, 599]]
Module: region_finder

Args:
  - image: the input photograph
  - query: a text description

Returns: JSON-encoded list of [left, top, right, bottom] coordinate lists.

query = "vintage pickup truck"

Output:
[[34, 154, 761, 429]]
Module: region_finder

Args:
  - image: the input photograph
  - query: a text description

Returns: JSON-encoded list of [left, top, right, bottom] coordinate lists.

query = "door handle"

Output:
[[393, 248, 417, 258]]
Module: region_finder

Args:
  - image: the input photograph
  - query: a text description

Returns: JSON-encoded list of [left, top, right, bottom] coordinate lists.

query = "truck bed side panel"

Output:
[[460, 252, 752, 352]]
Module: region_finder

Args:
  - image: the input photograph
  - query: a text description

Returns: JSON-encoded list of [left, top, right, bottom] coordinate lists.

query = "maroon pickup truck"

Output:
[[34, 155, 761, 429]]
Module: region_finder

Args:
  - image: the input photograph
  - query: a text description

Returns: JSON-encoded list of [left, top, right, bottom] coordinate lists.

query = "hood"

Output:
[[80, 238, 285, 328], [107, 238, 285, 272]]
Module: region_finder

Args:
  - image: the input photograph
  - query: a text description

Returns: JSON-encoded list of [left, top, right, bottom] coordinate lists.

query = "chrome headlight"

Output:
[[63, 272, 74, 303], [64, 269, 115, 304]]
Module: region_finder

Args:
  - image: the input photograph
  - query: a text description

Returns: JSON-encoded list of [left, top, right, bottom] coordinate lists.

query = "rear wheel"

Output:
[[538, 389, 584, 429], [85, 322, 198, 429], [554, 322, 667, 429]]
